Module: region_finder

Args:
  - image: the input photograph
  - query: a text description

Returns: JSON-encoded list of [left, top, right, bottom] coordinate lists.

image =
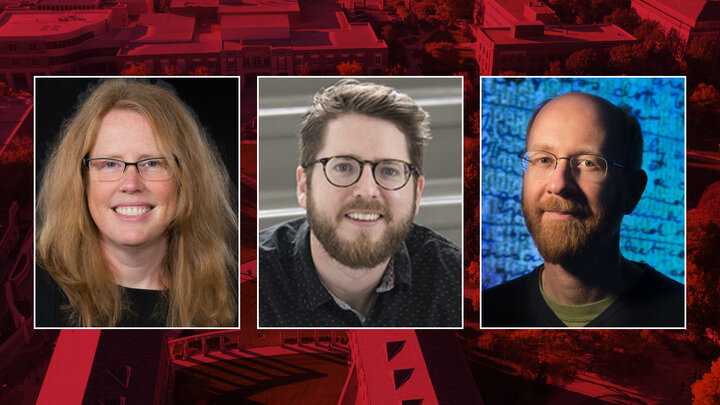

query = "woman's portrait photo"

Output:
[[35, 77, 239, 327]]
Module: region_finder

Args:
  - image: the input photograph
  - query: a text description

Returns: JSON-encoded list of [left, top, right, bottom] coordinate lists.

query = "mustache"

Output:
[[336, 200, 391, 221], [537, 197, 592, 218]]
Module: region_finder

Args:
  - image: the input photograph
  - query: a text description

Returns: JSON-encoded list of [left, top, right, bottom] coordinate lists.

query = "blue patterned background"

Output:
[[481, 77, 685, 289]]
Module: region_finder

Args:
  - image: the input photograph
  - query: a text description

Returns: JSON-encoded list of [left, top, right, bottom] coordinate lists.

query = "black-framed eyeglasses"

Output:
[[83, 157, 173, 181], [519, 150, 627, 182], [303, 155, 418, 190]]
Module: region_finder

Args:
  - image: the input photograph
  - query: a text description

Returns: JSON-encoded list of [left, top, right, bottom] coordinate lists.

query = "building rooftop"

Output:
[[35, 0, 100, 6], [636, 0, 720, 26], [217, 0, 298, 15], [132, 12, 195, 43], [121, 24, 221, 55], [170, 0, 218, 8], [0, 9, 111, 37], [221, 13, 288, 28], [478, 23, 636, 46]]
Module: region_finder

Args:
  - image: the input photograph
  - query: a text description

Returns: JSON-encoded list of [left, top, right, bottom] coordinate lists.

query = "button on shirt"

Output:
[[258, 218, 462, 327]]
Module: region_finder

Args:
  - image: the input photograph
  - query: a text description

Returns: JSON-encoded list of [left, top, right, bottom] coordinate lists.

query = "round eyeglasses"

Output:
[[303, 155, 418, 190], [519, 151, 627, 182], [83, 157, 173, 181]]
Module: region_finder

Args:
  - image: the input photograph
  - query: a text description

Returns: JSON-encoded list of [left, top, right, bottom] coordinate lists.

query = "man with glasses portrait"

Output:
[[258, 79, 462, 327], [482, 92, 684, 328]]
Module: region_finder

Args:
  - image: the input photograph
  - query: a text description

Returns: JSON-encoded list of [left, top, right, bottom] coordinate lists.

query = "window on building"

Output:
[[252, 56, 261, 66], [356, 55, 364, 64], [11, 58, 19, 66], [9, 43, 16, 51], [29, 43, 37, 51], [209, 59, 218, 69], [228, 58, 235, 69], [375, 54, 381, 64], [278, 56, 286, 68], [326, 54, 334, 65], [311, 55, 319, 66], [31, 58, 39, 66]]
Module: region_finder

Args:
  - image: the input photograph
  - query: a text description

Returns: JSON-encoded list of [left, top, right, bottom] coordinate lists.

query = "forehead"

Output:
[[320, 114, 409, 160], [91, 108, 161, 154], [527, 94, 623, 156]]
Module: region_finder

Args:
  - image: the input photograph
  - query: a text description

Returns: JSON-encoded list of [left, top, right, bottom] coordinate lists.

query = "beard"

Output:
[[306, 193, 415, 269], [522, 193, 623, 266]]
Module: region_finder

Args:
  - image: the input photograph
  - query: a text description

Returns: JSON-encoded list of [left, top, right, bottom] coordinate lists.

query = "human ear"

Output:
[[296, 166, 307, 209], [623, 169, 647, 214], [414, 175, 425, 215]]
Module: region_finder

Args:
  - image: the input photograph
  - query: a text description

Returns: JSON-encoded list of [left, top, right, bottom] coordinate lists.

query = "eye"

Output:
[[103, 161, 118, 168], [144, 159, 159, 168], [334, 163, 351, 172], [380, 167, 399, 177]]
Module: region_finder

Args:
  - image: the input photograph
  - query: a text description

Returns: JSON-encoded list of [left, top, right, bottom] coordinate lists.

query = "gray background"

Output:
[[257, 76, 463, 246]]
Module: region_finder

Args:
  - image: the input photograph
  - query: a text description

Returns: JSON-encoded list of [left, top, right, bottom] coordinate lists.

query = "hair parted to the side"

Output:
[[36, 79, 237, 327], [298, 79, 431, 173], [525, 93, 644, 170]]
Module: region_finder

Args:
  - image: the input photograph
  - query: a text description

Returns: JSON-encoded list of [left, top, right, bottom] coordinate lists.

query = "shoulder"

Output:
[[482, 267, 544, 327], [482, 269, 536, 307], [595, 261, 684, 327], [404, 223, 460, 268], [259, 218, 306, 251], [627, 262, 684, 308], [35, 265, 70, 327]]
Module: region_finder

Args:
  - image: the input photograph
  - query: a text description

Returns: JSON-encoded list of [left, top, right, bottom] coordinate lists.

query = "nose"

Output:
[[352, 163, 380, 199], [119, 165, 145, 193], [547, 158, 578, 196]]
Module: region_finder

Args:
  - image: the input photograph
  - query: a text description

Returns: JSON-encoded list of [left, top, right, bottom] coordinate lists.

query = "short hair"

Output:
[[526, 93, 644, 170], [37, 79, 237, 327], [298, 79, 431, 174]]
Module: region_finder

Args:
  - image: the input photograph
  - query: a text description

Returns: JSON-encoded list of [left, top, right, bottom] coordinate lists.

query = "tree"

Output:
[[121, 62, 152, 76], [686, 35, 716, 63], [603, 8, 640, 34], [386, 63, 408, 75], [381, 24, 397, 41], [190, 65, 211, 76], [336, 60, 364, 75], [690, 83, 720, 110], [161, 64, 182, 76], [564, 48, 599, 75], [424, 41, 458, 65], [692, 358, 720, 405], [544, 60, 564, 75]]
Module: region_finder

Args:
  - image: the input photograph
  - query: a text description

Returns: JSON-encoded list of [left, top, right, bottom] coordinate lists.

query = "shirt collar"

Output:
[[292, 219, 413, 311]]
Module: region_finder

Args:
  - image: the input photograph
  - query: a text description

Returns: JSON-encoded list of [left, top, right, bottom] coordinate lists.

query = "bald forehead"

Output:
[[527, 93, 623, 147], [533, 93, 621, 132]]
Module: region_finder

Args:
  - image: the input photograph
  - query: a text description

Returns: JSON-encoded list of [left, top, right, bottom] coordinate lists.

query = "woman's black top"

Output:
[[36, 266, 168, 327]]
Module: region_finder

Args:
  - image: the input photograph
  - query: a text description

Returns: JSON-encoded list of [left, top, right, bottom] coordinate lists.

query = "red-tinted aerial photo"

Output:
[[1, 0, 719, 403]]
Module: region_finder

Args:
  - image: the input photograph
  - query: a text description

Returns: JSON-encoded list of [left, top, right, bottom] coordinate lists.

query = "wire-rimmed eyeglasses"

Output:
[[303, 155, 418, 190], [519, 151, 627, 182], [83, 157, 173, 181]]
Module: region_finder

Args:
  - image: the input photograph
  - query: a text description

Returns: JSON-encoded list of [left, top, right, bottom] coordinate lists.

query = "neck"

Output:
[[309, 232, 389, 316], [100, 237, 169, 290], [541, 246, 642, 305]]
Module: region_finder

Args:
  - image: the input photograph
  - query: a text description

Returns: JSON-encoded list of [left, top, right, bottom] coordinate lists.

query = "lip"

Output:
[[543, 211, 580, 220], [344, 210, 384, 227], [111, 203, 155, 221]]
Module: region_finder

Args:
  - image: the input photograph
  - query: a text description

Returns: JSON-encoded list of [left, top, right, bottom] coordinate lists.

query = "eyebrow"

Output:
[[528, 146, 603, 156]]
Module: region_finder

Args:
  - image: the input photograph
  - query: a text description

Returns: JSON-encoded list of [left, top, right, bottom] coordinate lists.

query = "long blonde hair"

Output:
[[37, 79, 237, 326]]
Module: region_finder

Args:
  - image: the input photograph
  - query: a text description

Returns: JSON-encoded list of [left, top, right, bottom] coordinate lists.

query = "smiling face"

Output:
[[86, 108, 178, 250], [297, 113, 424, 268], [521, 93, 630, 264]]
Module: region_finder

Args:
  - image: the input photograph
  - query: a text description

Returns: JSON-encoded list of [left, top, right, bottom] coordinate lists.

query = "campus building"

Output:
[[632, 0, 720, 61], [0, 8, 129, 89], [473, 0, 636, 75], [0, 0, 387, 90]]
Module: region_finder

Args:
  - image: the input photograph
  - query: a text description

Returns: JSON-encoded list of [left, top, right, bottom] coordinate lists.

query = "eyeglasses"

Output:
[[83, 157, 173, 181], [303, 155, 418, 190], [519, 151, 627, 182]]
